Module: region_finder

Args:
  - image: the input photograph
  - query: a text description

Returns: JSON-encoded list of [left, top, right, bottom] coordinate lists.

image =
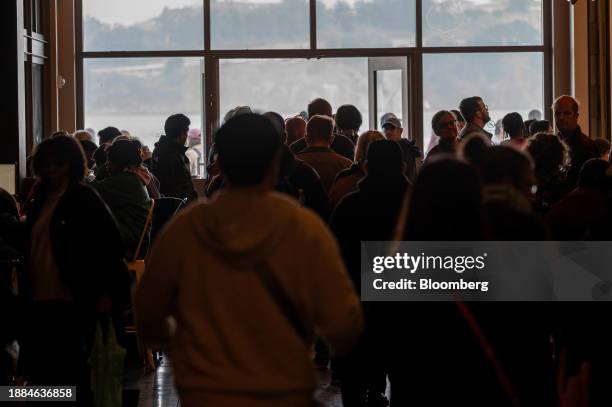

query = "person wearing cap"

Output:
[[185, 128, 204, 177], [151, 114, 198, 202], [458, 96, 493, 142], [381, 113, 422, 182], [92, 139, 152, 257]]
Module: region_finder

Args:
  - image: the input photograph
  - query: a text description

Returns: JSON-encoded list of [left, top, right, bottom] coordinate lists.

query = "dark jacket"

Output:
[[280, 145, 330, 220], [559, 127, 599, 187], [425, 138, 456, 164], [330, 174, 410, 289], [151, 136, 197, 201], [459, 122, 494, 142], [24, 183, 130, 308], [205, 146, 331, 220], [92, 171, 152, 256], [397, 138, 422, 182], [289, 133, 355, 161], [328, 164, 364, 211]]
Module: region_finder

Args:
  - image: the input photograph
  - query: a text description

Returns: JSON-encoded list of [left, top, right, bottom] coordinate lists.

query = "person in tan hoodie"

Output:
[[135, 113, 363, 407]]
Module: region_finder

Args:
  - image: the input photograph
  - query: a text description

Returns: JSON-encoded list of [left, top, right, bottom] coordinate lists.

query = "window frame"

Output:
[[75, 0, 552, 157]]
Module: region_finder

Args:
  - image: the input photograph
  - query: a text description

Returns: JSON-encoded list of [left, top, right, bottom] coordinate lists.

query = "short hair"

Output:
[[459, 96, 483, 123], [214, 113, 282, 187], [164, 114, 191, 139], [307, 98, 333, 118], [355, 130, 385, 164], [502, 112, 525, 139], [73, 130, 94, 143], [594, 138, 611, 157], [97, 127, 122, 144], [32, 135, 87, 185], [107, 139, 143, 169], [451, 109, 465, 123], [335, 105, 363, 131], [552, 95, 580, 113], [528, 109, 543, 121], [482, 146, 534, 189], [578, 159, 611, 188], [263, 111, 286, 143], [460, 132, 490, 172], [79, 139, 98, 154], [285, 116, 306, 145], [306, 115, 334, 144], [366, 140, 404, 177], [529, 120, 551, 136], [525, 132, 568, 180], [431, 110, 454, 133]]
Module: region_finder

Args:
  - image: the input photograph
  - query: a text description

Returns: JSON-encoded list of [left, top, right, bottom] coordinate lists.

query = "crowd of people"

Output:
[[1, 93, 612, 406]]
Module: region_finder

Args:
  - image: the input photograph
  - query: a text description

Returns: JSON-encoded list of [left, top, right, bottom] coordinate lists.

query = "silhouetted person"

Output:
[[285, 116, 306, 146], [594, 138, 611, 161], [151, 114, 198, 201], [529, 120, 552, 136], [546, 159, 611, 240], [525, 132, 570, 215], [290, 98, 354, 160], [136, 113, 362, 407], [382, 113, 421, 182], [21, 135, 129, 404], [425, 110, 458, 163], [501, 112, 527, 149], [329, 130, 385, 210], [458, 96, 493, 142], [297, 115, 352, 193], [92, 139, 152, 257], [330, 140, 410, 407], [335, 104, 363, 145], [553, 95, 599, 187]]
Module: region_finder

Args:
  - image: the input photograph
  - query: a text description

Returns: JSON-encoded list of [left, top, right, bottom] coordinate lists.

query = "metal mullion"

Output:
[[421, 46, 546, 54], [543, 0, 553, 123], [416, 0, 422, 48], [204, 0, 210, 51], [82, 50, 206, 58], [75, 0, 84, 129], [210, 48, 417, 59], [309, 0, 316, 50]]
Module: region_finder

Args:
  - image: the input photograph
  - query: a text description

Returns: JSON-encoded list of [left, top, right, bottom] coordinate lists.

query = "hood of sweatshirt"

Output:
[[188, 190, 299, 267]]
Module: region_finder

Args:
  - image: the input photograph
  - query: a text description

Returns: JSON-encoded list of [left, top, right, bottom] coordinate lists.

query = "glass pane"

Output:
[[211, 0, 309, 50], [422, 53, 544, 150], [376, 70, 403, 129], [220, 58, 368, 126], [317, 0, 416, 48], [423, 0, 543, 46], [83, 0, 203, 51], [84, 58, 202, 151]]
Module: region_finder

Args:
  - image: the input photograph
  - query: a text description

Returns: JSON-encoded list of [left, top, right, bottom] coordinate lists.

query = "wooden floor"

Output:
[[125, 357, 344, 407]]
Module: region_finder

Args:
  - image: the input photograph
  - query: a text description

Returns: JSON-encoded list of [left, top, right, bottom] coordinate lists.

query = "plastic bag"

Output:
[[89, 321, 126, 407]]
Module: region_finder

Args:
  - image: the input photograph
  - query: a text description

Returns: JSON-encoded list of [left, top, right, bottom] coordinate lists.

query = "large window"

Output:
[[78, 0, 551, 157], [83, 0, 204, 51], [84, 58, 202, 149], [220, 58, 368, 122], [423, 52, 544, 149]]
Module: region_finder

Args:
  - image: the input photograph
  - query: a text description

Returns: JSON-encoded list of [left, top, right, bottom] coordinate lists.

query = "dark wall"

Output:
[[0, 0, 27, 191]]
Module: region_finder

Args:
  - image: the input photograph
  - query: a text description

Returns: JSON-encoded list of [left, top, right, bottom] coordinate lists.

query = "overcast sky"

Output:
[[85, 0, 495, 25]]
